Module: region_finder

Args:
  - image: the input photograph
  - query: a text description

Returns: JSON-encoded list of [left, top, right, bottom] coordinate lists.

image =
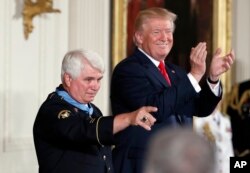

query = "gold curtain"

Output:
[[213, 0, 234, 112], [111, 0, 128, 69]]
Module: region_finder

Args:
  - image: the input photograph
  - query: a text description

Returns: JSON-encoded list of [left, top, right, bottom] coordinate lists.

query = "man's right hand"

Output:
[[113, 106, 157, 134], [189, 42, 207, 82], [131, 106, 157, 130]]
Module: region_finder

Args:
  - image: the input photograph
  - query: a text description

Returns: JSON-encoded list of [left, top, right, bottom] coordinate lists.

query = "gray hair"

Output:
[[61, 49, 105, 82], [144, 127, 216, 173]]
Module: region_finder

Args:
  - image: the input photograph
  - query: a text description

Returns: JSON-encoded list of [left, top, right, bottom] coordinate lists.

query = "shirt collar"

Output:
[[138, 47, 161, 67]]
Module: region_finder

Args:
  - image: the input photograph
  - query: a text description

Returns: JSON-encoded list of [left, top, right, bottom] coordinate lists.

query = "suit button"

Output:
[[103, 155, 106, 160], [108, 167, 111, 171]]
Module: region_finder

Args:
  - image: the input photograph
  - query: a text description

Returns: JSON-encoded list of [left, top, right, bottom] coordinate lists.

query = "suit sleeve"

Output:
[[34, 104, 115, 146], [111, 61, 221, 121]]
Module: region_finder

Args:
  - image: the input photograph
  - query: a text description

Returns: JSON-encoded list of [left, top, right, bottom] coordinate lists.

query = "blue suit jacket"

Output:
[[110, 48, 222, 173]]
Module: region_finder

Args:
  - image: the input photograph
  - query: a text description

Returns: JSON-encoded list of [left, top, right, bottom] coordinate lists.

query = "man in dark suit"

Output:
[[110, 7, 235, 173], [33, 49, 157, 173]]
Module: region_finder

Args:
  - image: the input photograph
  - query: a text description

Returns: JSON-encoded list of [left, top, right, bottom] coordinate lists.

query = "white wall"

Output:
[[232, 0, 250, 83], [0, 0, 111, 172], [68, 0, 111, 115]]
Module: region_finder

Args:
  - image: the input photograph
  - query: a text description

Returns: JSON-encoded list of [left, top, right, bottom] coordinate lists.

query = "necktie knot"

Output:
[[158, 61, 171, 86], [158, 61, 165, 71]]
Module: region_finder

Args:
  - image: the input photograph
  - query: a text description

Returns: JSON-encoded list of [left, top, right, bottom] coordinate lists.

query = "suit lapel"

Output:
[[134, 49, 170, 87], [148, 65, 169, 87], [166, 63, 178, 86]]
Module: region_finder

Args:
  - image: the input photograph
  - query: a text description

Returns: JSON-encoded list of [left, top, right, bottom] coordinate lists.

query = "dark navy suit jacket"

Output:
[[110, 48, 222, 173]]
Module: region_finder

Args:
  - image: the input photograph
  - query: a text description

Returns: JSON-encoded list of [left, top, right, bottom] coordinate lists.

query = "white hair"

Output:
[[61, 49, 105, 82]]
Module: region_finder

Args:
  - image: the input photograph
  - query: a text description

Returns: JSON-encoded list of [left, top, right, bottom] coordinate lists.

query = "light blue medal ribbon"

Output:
[[56, 89, 93, 116]]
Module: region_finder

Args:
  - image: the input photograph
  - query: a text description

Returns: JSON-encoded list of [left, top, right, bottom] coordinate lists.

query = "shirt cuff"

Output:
[[207, 79, 221, 96], [187, 73, 201, 92]]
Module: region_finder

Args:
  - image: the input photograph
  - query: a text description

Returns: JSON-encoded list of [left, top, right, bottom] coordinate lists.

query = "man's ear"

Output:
[[64, 73, 72, 87], [134, 31, 143, 45]]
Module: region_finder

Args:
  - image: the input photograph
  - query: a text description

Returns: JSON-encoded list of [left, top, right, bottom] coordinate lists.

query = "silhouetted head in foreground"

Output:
[[144, 127, 216, 173]]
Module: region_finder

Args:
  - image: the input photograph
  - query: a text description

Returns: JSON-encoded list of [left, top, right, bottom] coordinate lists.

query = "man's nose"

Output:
[[90, 80, 100, 90]]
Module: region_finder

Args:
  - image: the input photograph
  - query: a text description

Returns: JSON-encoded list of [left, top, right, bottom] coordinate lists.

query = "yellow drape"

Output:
[[213, 0, 234, 113]]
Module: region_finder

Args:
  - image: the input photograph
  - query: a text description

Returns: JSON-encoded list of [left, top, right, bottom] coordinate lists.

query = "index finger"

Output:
[[143, 106, 158, 113]]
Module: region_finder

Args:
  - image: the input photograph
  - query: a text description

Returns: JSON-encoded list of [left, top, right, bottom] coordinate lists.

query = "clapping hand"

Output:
[[209, 48, 235, 82]]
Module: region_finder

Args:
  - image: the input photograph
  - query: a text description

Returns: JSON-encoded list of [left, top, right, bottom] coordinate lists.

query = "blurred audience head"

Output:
[[143, 127, 216, 173]]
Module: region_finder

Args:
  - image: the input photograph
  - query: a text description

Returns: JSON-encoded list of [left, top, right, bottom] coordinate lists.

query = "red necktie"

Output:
[[158, 61, 171, 86]]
